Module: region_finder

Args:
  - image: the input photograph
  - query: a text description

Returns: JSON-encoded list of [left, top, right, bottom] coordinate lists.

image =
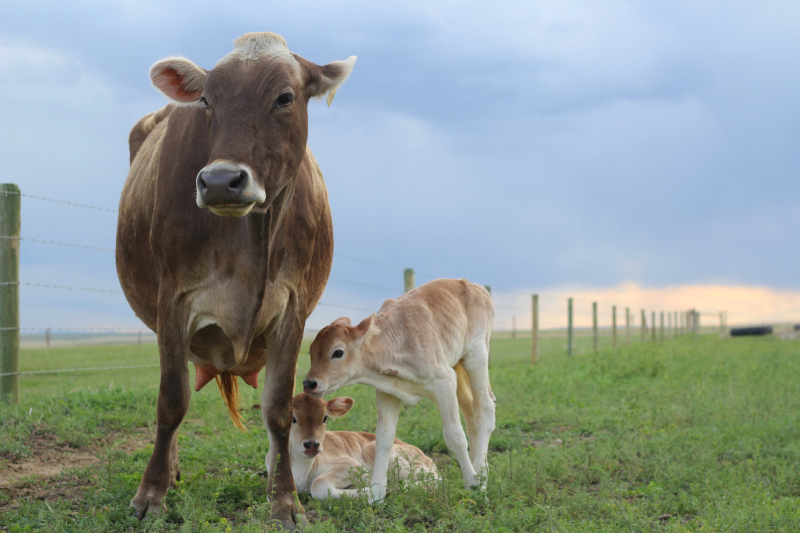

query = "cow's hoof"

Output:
[[129, 497, 164, 520], [270, 511, 308, 531]]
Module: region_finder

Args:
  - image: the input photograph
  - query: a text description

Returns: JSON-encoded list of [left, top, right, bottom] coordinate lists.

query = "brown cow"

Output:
[[116, 32, 355, 529]]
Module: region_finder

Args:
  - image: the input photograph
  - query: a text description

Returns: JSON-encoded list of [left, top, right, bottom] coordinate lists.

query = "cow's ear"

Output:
[[354, 314, 374, 339], [331, 317, 351, 327], [327, 397, 354, 417], [302, 55, 357, 107], [150, 57, 207, 104]]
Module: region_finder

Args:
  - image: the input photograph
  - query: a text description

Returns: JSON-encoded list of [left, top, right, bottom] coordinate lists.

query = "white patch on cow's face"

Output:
[[216, 32, 300, 75]]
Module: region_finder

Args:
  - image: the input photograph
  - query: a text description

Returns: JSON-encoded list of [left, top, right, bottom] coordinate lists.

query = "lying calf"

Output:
[[303, 278, 496, 502], [278, 393, 437, 500]]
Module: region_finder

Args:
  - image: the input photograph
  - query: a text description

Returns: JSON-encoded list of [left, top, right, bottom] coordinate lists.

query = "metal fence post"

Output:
[[531, 294, 539, 364], [403, 268, 415, 293], [660, 311, 664, 341], [567, 297, 573, 356], [1, 183, 20, 403]]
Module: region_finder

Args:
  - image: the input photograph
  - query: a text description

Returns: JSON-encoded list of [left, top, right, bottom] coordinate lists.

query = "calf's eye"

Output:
[[332, 349, 344, 359], [292, 417, 297, 424], [323, 415, 329, 424]]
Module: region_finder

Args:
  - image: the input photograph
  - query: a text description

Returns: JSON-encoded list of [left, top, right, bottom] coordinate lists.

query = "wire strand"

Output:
[[0, 236, 115, 252], [0, 364, 159, 378], [0, 189, 117, 213]]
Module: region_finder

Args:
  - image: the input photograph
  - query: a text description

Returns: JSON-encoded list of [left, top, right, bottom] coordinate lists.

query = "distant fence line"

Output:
[[1, 185, 728, 402]]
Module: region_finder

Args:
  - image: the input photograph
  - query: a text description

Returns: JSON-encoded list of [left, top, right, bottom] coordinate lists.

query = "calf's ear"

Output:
[[354, 314, 374, 339], [301, 55, 357, 106], [327, 397, 354, 417], [150, 57, 207, 104]]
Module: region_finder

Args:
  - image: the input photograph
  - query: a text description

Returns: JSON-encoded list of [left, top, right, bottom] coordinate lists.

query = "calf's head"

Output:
[[149, 32, 355, 217], [304, 315, 374, 397], [290, 393, 353, 457]]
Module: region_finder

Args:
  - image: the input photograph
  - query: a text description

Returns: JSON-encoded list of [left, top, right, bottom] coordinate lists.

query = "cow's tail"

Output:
[[215, 371, 247, 431]]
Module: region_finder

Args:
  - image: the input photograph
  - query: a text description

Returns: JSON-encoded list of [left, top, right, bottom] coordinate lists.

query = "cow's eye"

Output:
[[199, 96, 210, 109], [332, 349, 344, 359], [323, 415, 329, 424], [275, 92, 294, 108], [292, 417, 297, 424]]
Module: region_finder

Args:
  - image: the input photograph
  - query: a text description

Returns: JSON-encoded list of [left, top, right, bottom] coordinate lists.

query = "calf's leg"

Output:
[[310, 463, 365, 499], [371, 390, 401, 503], [131, 315, 190, 519], [430, 374, 479, 489], [463, 341, 496, 481], [262, 308, 305, 530]]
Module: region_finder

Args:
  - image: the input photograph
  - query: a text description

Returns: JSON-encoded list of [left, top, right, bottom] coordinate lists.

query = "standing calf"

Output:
[[304, 278, 496, 501], [279, 393, 437, 500]]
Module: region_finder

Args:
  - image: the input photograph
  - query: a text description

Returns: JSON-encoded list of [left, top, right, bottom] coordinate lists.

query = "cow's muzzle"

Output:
[[196, 161, 266, 216]]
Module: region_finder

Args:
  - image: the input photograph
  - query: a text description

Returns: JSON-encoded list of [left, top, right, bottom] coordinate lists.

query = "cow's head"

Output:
[[149, 32, 355, 217], [304, 315, 374, 397], [290, 393, 353, 457]]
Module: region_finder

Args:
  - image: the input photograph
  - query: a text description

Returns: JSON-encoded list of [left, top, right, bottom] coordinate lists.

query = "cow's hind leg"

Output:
[[262, 306, 305, 530], [131, 314, 190, 519]]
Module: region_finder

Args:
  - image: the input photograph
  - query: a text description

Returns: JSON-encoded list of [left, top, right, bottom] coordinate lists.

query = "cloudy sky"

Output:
[[1, 0, 798, 332]]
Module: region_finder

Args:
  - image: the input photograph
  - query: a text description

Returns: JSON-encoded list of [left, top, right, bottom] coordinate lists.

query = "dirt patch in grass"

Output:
[[0, 429, 153, 512]]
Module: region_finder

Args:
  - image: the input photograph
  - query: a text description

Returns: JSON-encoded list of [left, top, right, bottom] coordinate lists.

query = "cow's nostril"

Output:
[[228, 170, 247, 191], [196, 174, 208, 193], [303, 379, 317, 391]]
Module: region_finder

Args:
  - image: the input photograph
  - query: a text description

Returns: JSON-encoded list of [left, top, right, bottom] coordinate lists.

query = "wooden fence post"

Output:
[[667, 312, 672, 340], [592, 301, 598, 353], [660, 311, 664, 341], [719, 311, 724, 335], [568, 297, 573, 356], [640, 309, 646, 342], [512, 315, 516, 341], [1, 183, 20, 403], [403, 268, 415, 293], [531, 294, 539, 364], [45, 328, 50, 348], [626, 307, 630, 346], [612, 305, 617, 349], [651, 311, 656, 342]]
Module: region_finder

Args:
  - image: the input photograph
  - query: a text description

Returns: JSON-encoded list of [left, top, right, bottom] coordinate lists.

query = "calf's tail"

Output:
[[215, 371, 247, 431]]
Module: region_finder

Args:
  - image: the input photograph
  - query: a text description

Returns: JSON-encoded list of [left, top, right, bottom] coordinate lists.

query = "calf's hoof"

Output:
[[369, 484, 387, 504]]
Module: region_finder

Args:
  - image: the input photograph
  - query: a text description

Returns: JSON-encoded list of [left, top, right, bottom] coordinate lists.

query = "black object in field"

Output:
[[730, 326, 773, 337]]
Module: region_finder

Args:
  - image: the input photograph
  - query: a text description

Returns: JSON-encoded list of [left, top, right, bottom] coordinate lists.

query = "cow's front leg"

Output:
[[262, 311, 305, 530], [371, 390, 402, 503], [131, 316, 190, 519]]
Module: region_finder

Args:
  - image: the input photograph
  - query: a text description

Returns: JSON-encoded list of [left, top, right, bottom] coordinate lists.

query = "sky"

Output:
[[1, 0, 798, 332]]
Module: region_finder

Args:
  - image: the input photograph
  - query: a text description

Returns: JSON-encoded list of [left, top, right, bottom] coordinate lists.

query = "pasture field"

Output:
[[1, 334, 799, 532]]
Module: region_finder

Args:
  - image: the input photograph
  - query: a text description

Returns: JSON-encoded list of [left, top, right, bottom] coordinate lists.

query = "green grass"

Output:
[[1, 335, 799, 532]]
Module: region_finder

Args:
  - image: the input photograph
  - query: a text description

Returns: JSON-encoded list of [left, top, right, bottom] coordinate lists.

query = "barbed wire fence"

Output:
[[0, 185, 727, 401]]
